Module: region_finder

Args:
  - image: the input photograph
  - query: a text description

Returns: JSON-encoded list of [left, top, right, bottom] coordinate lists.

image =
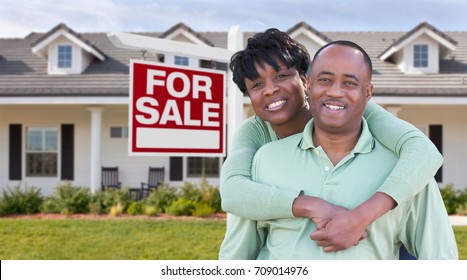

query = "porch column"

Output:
[[227, 25, 243, 153], [385, 106, 402, 117], [88, 106, 104, 193]]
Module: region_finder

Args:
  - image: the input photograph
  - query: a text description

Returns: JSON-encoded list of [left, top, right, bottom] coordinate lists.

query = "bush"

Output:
[[87, 188, 133, 215], [0, 185, 43, 214], [88, 191, 105, 214], [127, 201, 145, 215], [144, 205, 158, 217], [192, 201, 216, 217], [41, 182, 91, 214], [145, 183, 177, 213], [199, 178, 222, 213], [166, 197, 195, 216], [101, 188, 132, 214], [179, 182, 203, 202], [440, 184, 467, 215], [109, 203, 124, 217], [179, 179, 222, 212]]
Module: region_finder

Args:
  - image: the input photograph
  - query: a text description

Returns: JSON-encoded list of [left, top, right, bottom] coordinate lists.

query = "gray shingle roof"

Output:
[[1, 22, 467, 97]]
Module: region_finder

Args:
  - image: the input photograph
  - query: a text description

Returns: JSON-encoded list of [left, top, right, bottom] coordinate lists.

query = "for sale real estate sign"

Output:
[[129, 60, 226, 156]]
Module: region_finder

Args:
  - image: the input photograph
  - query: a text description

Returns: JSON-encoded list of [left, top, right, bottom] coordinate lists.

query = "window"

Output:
[[413, 44, 428, 68], [58, 45, 72, 68], [26, 127, 58, 177], [175, 56, 189, 66], [187, 157, 219, 177], [110, 126, 128, 138]]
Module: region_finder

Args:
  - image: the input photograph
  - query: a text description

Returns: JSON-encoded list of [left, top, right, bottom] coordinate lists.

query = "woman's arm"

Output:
[[220, 116, 301, 220], [364, 102, 444, 205]]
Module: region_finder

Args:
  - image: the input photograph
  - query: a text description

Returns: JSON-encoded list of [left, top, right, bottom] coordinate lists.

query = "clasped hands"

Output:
[[292, 196, 368, 252]]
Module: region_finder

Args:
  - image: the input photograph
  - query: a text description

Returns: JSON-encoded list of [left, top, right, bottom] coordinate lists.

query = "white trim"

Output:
[[379, 27, 456, 61], [288, 27, 328, 46], [163, 29, 211, 46], [371, 96, 467, 105], [0, 96, 129, 105], [107, 32, 234, 62], [32, 30, 105, 61]]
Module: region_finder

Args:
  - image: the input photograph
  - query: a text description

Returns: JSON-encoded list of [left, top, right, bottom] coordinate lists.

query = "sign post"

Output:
[[129, 60, 226, 156]]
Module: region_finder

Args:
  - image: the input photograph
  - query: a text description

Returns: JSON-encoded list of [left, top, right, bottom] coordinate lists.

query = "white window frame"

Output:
[[413, 44, 428, 68], [57, 44, 73, 69], [25, 127, 58, 177]]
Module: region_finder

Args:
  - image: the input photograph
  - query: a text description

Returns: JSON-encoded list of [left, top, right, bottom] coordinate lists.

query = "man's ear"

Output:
[[366, 84, 374, 101], [306, 75, 313, 88]]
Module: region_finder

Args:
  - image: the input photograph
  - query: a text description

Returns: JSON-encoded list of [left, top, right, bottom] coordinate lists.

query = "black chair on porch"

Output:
[[101, 166, 121, 191], [140, 167, 165, 199]]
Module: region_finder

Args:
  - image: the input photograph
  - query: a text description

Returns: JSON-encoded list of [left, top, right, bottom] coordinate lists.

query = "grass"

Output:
[[0, 218, 225, 259], [0, 218, 466, 260]]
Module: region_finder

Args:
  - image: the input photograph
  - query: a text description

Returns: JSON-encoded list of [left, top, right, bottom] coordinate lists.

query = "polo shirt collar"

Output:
[[299, 118, 375, 155]]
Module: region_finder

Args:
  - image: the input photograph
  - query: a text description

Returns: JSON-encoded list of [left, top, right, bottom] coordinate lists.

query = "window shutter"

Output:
[[9, 124, 22, 180], [61, 124, 74, 180], [169, 157, 183, 181], [429, 125, 443, 182]]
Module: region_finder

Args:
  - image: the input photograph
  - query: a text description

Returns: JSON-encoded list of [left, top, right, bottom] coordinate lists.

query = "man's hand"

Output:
[[292, 192, 396, 252], [292, 195, 367, 252], [310, 210, 367, 252]]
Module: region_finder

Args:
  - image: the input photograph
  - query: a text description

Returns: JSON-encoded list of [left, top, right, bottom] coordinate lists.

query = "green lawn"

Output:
[[0, 218, 465, 260]]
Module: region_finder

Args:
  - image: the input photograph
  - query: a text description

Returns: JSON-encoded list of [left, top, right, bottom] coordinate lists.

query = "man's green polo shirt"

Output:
[[250, 119, 457, 259]]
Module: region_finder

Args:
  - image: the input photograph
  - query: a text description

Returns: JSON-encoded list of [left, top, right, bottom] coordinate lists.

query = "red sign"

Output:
[[129, 60, 225, 156]]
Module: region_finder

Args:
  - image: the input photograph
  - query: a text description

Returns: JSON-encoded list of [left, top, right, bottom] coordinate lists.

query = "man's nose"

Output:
[[326, 82, 345, 97]]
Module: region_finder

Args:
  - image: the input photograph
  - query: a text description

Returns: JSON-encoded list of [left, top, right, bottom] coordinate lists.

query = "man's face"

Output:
[[244, 60, 308, 128], [309, 45, 373, 134]]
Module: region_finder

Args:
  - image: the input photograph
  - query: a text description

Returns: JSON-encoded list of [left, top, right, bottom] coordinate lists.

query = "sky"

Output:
[[0, 0, 466, 38]]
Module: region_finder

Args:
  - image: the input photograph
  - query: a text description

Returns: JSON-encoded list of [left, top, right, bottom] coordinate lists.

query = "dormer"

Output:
[[379, 22, 457, 74], [159, 22, 215, 68], [31, 23, 105, 75], [287, 21, 331, 57]]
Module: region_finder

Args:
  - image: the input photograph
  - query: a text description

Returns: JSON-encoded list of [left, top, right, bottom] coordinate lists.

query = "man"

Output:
[[248, 41, 458, 259]]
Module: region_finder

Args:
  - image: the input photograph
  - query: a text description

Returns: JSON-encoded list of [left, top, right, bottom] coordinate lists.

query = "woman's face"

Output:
[[244, 61, 308, 129]]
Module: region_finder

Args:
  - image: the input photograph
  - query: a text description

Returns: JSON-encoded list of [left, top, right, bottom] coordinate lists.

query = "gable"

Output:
[[378, 22, 457, 74], [287, 21, 331, 56], [31, 23, 105, 74]]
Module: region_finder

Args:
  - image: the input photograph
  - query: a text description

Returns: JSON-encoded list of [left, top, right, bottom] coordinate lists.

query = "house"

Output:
[[1, 21, 466, 196]]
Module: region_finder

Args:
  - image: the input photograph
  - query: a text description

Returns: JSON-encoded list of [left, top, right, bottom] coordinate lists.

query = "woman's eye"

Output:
[[251, 82, 262, 89], [277, 73, 287, 79]]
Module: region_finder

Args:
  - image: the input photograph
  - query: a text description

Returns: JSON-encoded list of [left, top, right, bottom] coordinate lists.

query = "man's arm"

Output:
[[364, 102, 444, 205]]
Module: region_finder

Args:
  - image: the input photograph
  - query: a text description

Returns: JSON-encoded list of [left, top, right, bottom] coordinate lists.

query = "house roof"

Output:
[[1, 22, 467, 98], [379, 21, 457, 61], [160, 22, 215, 47], [31, 23, 106, 61], [286, 21, 332, 45]]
